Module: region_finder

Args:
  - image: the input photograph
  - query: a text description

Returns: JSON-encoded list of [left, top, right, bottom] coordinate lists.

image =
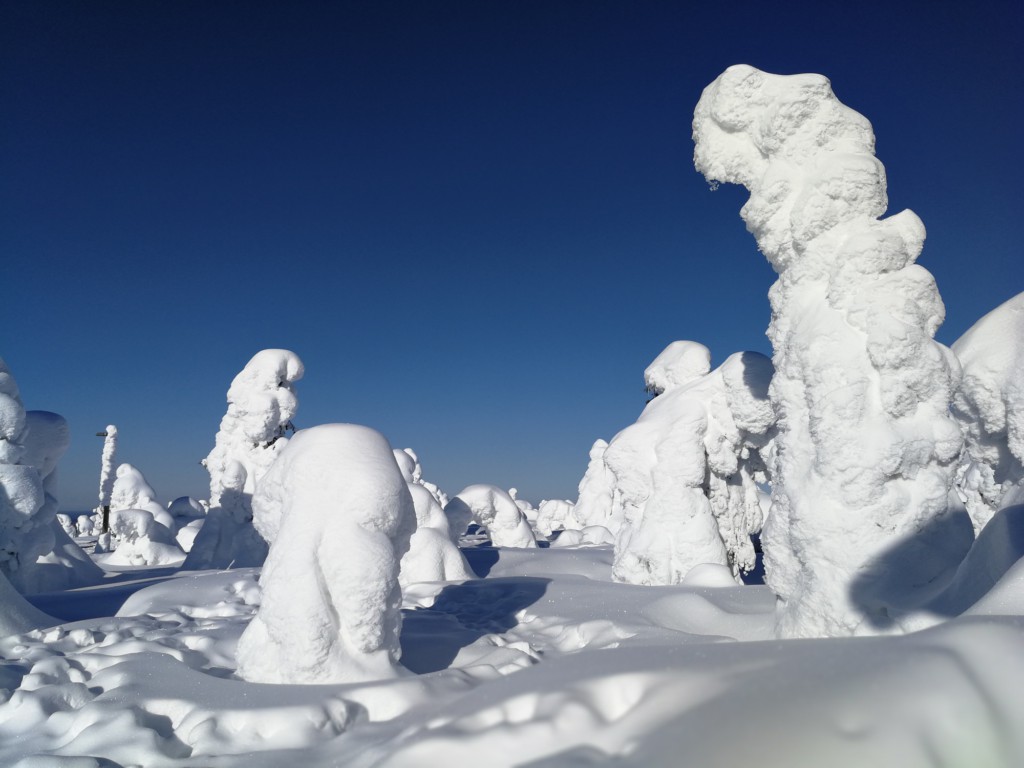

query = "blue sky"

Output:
[[2, 1, 1021, 510]]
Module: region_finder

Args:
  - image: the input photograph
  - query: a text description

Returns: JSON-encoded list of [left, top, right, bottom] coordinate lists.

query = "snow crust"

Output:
[[445, 484, 537, 548], [184, 349, 303, 570], [951, 292, 1024, 533], [694, 65, 965, 637], [575, 342, 774, 585], [236, 424, 416, 684]]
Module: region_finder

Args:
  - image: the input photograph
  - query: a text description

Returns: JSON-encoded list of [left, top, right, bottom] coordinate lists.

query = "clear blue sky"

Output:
[[2, 1, 1021, 510]]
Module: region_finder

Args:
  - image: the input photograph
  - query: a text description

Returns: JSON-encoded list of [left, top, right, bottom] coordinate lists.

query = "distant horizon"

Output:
[[3, 1, 1021, 511]]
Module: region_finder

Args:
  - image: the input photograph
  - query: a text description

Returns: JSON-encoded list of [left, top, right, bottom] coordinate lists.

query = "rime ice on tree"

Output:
[[236, 424, 415, 684], [183, 349, 303, 570], [694, 65, 966, 637], [581, 341, 773, 585], [952, 292, 1024, 533], [445, 485, 537, 548]]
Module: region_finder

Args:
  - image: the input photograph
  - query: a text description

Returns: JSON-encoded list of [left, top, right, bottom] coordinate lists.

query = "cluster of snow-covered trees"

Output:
[[2, 65, 1022, 681]]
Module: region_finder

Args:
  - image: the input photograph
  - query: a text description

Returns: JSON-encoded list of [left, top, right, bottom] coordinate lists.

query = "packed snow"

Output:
[[1, 67, 1023, 767]]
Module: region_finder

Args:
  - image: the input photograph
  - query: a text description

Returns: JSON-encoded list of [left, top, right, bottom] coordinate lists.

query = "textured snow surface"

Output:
[[237, 424, 416, 684], [2, 526, 1023, 767], [694, 65, 965, 637]]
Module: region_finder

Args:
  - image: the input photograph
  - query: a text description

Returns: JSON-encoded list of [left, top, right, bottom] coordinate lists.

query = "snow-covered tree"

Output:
[[445, 485, 537, 548], [236, 424, 416, 684], [572, 439, 619, 534], [183, 349, 303, 570], [694, 65, 966, 637], [951, 292, 1024, 533], [589, 342, 773, 585], [96, 424, 118, 520]]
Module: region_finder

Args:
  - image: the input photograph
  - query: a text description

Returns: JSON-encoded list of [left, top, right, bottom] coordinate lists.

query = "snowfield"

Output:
[[4, 533, 1024, 767], [2, 64, 1024, 766]]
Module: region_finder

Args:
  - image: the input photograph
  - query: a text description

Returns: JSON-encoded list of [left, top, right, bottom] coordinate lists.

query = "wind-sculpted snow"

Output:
[[952, 292, 1024, 533], [445, 485, 537, 548], [575, 342, 773, 585], [184, 349, 303, 570], [694, 65, 966, 637], [237, 424, 416, 684]]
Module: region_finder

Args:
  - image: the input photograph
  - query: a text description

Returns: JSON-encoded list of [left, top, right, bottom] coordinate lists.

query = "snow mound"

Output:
[[445, 485, 537, 548], [102, 508, 186, 566], [952, 291, 1024, 533], [237, 423, 416, 684], [400, 483, 475, 586], [695, 65, 965, 637]]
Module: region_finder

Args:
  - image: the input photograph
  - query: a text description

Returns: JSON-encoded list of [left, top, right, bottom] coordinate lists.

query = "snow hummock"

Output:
[[694, 65, 966, 637], [236, 424, 416, 684], [184, 349, 303, 570], [445, 485, 538, 548], [951, 292, 1024, 533]]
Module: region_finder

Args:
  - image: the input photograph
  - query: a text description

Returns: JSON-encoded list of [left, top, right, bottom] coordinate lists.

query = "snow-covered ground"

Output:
[[3, 527, 1024, 767]]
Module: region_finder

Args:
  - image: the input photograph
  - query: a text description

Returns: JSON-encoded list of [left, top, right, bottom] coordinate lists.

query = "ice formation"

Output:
[[694, 65, 966, 636], [951, 292, 1024, 533], [587, 342, 774, 585], [184, 349, 303, 570], [445, 485, 537, 548], [237, 424, 416, 684]]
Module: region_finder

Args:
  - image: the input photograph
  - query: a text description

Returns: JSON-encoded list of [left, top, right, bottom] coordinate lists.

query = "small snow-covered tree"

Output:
[[236, 424, 416, 684], [951, 292, 1024, 533], [183, 349, 303, 570], [595, 342, 773, 585], [694, 65, 967, 637], [445, 485, 537, 548], [573, 439, 619, 534]]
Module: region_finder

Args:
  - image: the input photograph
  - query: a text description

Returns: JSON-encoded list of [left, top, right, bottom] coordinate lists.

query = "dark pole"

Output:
[[96, 431, 110, 534]]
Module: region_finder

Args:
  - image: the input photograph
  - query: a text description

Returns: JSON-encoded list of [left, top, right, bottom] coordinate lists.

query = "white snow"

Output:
[[236, 424, 416, 684], [694, 65, 966, 637], [951, 292, 1024, 533], [574, 341, 774, 585], [445, 484, 537, 548], [96, 423, 117, 508], [184, 349, 304, 570]]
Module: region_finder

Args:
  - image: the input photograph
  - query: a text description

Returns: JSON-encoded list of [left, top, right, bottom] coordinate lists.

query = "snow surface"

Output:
[[694, 65, 966, 637]]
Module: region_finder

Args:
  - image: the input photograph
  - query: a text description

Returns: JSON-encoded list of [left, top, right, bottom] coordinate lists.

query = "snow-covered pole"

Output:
[[96, 425, 117, 533]]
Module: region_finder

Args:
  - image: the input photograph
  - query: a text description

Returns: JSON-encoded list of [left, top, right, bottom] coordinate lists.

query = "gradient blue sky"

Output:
[[2, 1, 1021, 510]]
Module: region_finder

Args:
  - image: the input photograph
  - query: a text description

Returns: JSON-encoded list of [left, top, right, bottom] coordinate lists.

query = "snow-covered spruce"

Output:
[[951, 292, 1024, 534], [110, 463, 175, 531], [534, 498, 578, 538], [588, 342, 773, 585], [20, 411, 103, 591], [236, 424, 416, 684], [183, 349, 303, 570], [167, 496, 207, 552], [444, 485, 537, 548], [572, 439, 619, 534], [694, 65, 966, 637], [393, 448, 473, 585]]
